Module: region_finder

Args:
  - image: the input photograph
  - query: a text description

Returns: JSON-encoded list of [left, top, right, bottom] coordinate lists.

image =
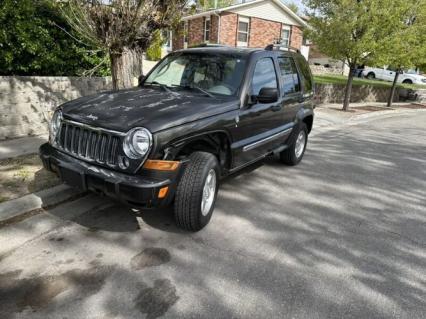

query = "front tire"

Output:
[[174, 152, 220, 231], [280, 123, 308, 166], [402, 79, 413, 84]]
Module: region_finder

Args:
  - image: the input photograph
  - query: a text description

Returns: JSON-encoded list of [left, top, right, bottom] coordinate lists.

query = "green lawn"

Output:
[[314, 74, 426, 90]]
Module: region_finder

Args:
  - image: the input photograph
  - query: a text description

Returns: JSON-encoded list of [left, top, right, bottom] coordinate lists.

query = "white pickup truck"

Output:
[[362, 67, 426, 85]]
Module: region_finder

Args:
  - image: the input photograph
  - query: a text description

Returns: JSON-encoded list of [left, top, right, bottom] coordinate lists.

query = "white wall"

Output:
[[300, 45, 310, 60], [0, 76, 112, 140], [229, 0, 301, 26]]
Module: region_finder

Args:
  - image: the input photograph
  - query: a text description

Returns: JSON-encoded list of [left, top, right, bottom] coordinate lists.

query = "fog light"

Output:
[[119, 156, 129, 169]]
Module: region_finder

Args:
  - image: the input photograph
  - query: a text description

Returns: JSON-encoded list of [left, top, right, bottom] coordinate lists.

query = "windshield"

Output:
[[405, 69, 418, 75], [144, 52, 247, 96]]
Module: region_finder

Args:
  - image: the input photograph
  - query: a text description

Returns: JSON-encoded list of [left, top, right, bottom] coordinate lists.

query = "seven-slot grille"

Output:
[[57, 120, 121, 166]]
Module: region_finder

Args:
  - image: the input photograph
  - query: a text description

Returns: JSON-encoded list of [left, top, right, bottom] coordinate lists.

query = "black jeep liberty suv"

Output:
[[40, 45, 315, 231]]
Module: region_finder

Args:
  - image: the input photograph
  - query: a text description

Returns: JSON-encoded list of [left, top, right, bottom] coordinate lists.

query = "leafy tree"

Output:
[[284, 1, 299, 14], [304, 0, 409, 111], [146, 30, 164, 61], [373, 0, 426, 107], [63, 0, 187, 90], [195, 0, 234, 10], [0, 0, 109, 76]]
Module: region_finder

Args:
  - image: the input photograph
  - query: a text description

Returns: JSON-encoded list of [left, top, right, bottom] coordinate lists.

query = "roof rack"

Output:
[[265, 44, 300, 54], [190, 43, 228, 48]]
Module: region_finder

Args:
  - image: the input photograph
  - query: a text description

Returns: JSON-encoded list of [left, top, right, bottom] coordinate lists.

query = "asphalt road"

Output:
[[1, 111, 425, 319]]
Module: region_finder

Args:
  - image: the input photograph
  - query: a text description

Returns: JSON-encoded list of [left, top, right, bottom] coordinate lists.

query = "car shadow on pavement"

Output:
[[8, 115, 424, 318]]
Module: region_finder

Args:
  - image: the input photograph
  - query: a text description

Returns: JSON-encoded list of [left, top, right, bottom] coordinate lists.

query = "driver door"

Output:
[[231, 56, 285, 169]]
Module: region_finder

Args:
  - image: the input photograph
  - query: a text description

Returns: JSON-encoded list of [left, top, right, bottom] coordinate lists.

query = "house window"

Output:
[[237, 16, 250, 47], [204, 17, 211, 42], [281, 26, 291, 47], [162, 30, 172, 52], [184, 21, 188, 48]]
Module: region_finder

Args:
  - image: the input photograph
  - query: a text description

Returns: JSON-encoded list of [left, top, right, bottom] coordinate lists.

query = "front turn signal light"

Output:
[[158, 186, 169, 199], [143, 160, 180, 171]]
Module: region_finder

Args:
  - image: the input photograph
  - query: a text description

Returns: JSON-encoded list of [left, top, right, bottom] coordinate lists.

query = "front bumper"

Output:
[[39, 143, 185, 207]]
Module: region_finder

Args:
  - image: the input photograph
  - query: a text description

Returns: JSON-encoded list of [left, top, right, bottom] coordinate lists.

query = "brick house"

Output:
[[171, 0, 308, 54]]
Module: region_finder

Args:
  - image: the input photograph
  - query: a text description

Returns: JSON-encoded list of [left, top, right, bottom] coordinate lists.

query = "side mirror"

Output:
[[257, 87, 278, 104], [138, 75, 146, 86]]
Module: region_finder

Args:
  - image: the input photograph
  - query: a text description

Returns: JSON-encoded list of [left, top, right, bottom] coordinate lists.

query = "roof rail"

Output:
[[189, 43, 228, 48], [265, 44, 300, 54]]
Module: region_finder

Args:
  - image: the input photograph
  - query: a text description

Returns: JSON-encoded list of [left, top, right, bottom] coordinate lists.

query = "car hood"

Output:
[[60, 87, 239, 133]]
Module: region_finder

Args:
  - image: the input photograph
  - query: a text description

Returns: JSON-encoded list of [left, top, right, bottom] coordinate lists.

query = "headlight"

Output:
[[49, 110, 62, 143], [123, 127, 152, 159]]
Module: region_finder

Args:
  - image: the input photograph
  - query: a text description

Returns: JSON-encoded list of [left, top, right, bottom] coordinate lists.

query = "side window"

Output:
[[251, 58, 278, 96], [295, 55, 313, 93], [278, 56, 301, 94]]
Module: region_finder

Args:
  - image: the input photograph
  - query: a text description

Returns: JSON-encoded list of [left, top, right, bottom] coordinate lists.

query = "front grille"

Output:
[[57, 120, 121, 167]]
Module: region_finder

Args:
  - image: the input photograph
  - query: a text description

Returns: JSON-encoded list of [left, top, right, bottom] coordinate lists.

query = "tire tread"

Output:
[[174, 152, 217, 231]]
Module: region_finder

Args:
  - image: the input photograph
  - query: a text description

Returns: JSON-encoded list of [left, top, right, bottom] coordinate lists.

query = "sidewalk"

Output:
[[0, 134, 47, 160], [314, 102, 425, 129]]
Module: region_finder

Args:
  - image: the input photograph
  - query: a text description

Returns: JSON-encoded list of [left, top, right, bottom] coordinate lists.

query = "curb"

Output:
[[348, 107, 426, 122], [0, 184, 85, 223]]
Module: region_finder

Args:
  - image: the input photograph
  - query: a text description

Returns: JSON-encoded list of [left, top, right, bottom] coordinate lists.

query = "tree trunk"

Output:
[[110, 48, 144, 91], [343, 64, 356, 111], [387, 70, 400, 108], [110, 53, 123, 91]]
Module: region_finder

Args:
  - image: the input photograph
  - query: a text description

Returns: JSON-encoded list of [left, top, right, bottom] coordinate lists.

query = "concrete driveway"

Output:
[[1, 112, 425, 319]]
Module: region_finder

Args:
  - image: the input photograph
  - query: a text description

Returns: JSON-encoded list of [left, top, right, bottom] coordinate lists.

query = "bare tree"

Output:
[[63, 0, 188, 90]]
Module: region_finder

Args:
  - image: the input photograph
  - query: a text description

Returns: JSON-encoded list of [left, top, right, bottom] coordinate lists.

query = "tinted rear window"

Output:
[[278, 56, 301, 94], [295, 55, 313, 93]]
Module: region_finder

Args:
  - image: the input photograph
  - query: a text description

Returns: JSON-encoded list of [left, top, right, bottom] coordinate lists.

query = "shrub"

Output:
[[0, 0, 110, 76], [145, 30, 164, 61]]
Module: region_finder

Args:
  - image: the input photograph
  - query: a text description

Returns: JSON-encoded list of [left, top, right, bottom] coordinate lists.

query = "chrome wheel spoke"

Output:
[[201, 169, 217, 216], [295, 131, 306, 159]]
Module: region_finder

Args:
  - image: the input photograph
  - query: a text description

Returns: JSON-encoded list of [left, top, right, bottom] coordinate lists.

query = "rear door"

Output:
[[277, 54, 303, 124]]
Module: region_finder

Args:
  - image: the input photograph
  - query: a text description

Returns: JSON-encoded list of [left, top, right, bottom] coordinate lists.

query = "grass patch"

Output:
[[314, 74, 426, 90], [0, 154, 60, 203]]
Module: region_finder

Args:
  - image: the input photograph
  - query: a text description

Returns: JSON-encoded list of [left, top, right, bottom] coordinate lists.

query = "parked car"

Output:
[[40, 45, 315, 231], [362, 67, 426, 84], [352, 65, 365, 78]]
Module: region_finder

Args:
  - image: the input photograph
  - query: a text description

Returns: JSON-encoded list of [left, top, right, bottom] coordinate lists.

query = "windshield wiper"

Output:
[[145, 81, 175, 94], [171, 85, 215, 98]]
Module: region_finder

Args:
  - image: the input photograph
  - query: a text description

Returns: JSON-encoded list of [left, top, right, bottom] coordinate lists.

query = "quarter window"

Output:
[[278, 56, 301, 94], [204, 17, 210, 42], [251, 58, 278, 96], [237, 16, 250, 47], [295, 55, 313, 93]]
